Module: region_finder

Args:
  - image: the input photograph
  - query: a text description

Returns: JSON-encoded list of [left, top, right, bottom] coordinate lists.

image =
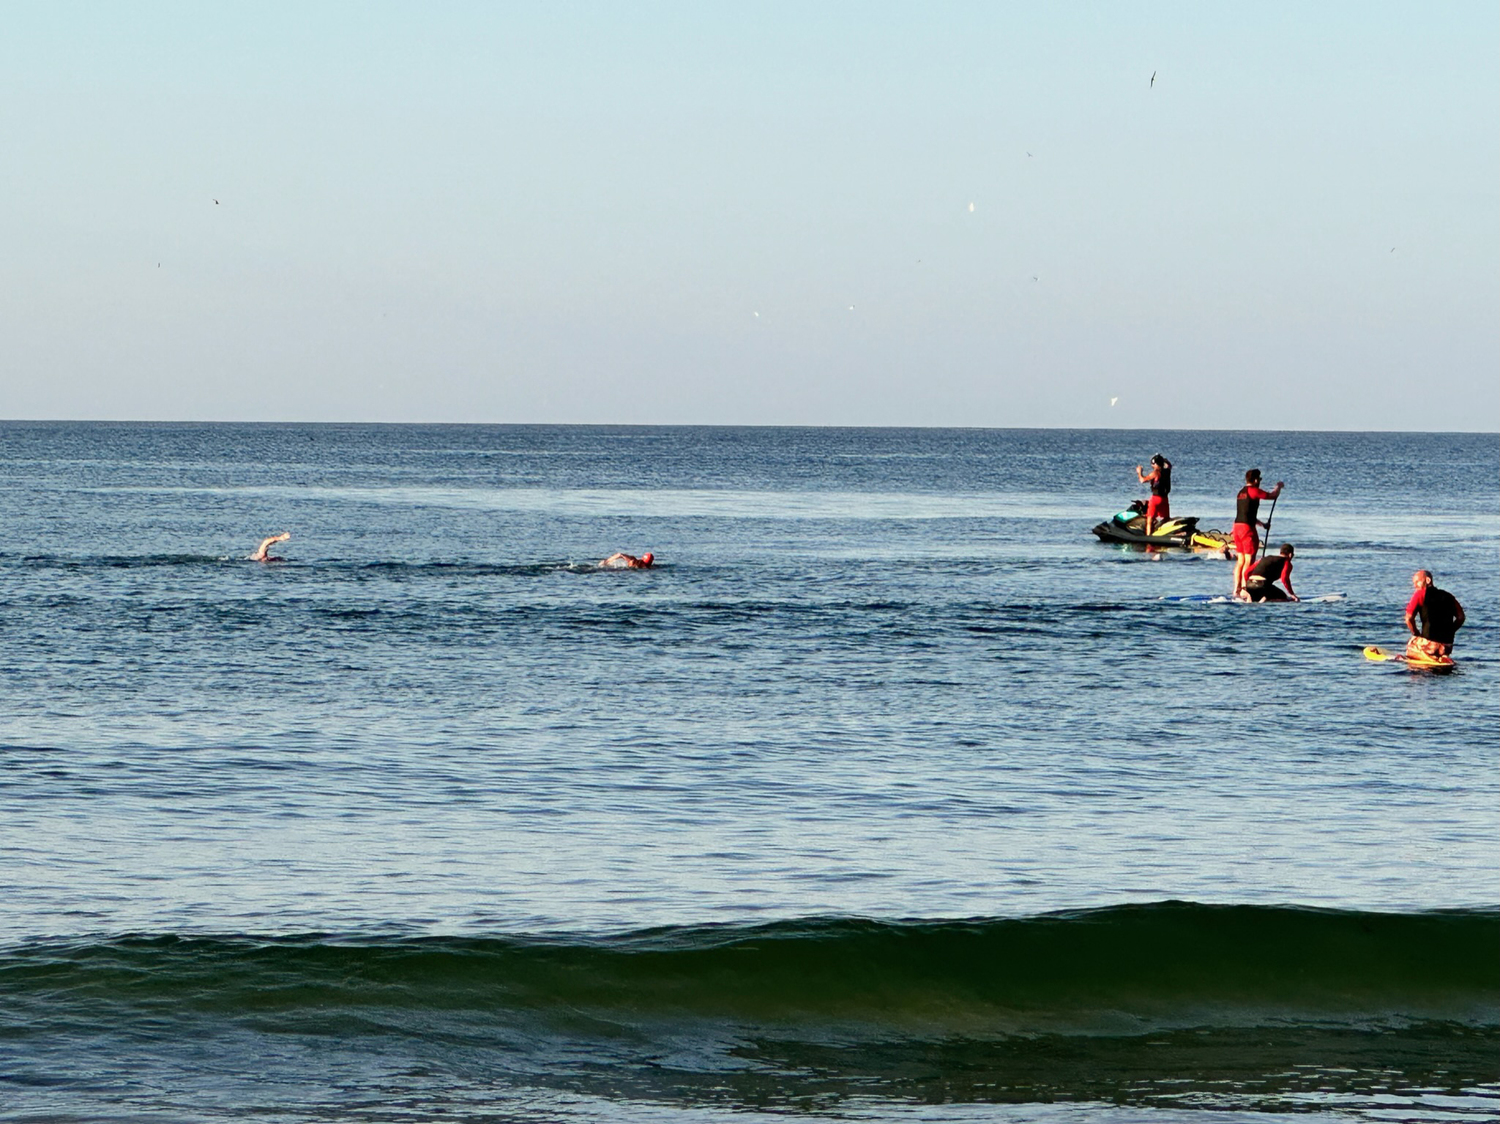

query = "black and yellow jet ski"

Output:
[[1091, 500, 1234, 554]]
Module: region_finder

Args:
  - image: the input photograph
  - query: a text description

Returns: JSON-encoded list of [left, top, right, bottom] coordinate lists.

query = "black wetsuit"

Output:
[[1244, 555, 1291, 602], [1414, 587, 1462, 645], [1151, 465, 1171, 498], [1235, 486, 1261, 526]]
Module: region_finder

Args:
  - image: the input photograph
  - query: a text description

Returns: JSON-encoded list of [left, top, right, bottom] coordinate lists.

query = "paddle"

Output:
[[1258, 495, 1278, 561], [1364, 645, 1402, 662]]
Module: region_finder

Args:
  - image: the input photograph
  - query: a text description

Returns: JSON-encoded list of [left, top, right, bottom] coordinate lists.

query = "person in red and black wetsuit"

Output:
[[1238, 543, 1299, 602], [1231, 469, 1284, 595], [1134, 453, 1172, 537], [1405, 569, 1465, 659]]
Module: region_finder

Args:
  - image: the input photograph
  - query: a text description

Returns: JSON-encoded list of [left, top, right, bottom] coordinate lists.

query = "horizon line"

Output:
[[1, 418, 1495, 437]]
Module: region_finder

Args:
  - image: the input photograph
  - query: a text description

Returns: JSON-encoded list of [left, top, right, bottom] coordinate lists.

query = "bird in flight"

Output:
[[1111, 396, 1120, 407], [1150, 71, 1156, 88]]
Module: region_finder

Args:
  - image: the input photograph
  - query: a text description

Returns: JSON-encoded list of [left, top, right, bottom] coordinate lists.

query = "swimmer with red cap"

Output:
[[599, 551, 654, 570]]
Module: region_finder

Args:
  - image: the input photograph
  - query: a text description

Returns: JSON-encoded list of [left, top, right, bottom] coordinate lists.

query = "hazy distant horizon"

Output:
[[4, 418, 1495, 436]]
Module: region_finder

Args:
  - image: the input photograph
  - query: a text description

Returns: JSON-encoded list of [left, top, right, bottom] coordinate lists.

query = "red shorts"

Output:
[[1146, 495, 1169, 522], [1233, 523, 1257, 556]]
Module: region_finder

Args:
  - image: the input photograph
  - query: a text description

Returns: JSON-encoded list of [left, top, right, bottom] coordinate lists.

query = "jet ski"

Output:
[[1091, 500, 1235, 554]]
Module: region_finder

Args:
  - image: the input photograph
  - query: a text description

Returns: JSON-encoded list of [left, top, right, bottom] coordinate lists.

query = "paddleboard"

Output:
[[1363, 644, 1456, 671], [1158, 592, 1346, 604]]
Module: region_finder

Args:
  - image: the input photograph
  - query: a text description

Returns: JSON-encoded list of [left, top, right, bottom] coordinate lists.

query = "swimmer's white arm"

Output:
[[251, 531, 291, 560]]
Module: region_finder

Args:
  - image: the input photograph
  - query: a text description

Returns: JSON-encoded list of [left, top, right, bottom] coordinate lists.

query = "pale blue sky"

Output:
[[2, 2, 1495, 428]]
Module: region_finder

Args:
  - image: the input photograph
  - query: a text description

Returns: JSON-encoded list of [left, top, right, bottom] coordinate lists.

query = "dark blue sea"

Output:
[[1, 423, 1496, 1122]]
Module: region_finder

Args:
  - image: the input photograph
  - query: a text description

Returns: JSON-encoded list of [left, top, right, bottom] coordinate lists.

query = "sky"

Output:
[[1, 2, 1495, 429]]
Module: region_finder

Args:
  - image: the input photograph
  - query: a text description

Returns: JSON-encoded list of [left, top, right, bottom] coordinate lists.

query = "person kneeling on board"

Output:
[[1238, 543, 1298, 602], [1405, 569, 1464, 659], [600, 551, 654, 570]]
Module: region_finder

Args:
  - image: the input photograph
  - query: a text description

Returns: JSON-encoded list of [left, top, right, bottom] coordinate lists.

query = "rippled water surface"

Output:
[[1, 423, 1495, 1121]]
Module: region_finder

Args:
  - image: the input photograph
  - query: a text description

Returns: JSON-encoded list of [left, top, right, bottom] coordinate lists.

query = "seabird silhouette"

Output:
[[1150, 71, 1156, 88]]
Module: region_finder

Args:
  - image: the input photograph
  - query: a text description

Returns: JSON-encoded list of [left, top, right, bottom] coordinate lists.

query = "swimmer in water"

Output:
[[250, 532, 291, 562], [599, 551, 654, 570]]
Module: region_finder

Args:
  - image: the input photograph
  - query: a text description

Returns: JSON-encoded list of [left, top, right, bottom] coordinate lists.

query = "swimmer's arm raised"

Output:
[[251, 531, 291, 561]]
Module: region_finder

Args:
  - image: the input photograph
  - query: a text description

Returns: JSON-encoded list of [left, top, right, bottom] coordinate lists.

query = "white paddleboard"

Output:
[[1158, 592, 1346, 604]]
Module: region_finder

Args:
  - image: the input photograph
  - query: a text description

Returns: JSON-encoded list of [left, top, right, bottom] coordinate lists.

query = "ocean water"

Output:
[[0, 423, 1495, 1122]]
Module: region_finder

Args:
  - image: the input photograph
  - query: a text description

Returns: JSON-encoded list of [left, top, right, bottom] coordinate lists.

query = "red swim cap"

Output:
[[641, 552, 654, 565]]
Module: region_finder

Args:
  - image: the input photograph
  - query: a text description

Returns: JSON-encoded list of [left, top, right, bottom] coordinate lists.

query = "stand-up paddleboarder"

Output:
[[1231, 470, 1282, 595]]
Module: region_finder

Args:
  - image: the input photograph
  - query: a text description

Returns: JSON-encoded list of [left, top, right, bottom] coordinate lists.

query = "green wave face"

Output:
[[3, 903, 1497, 1111]]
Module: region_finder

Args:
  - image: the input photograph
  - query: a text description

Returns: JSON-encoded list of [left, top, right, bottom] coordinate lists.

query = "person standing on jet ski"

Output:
[[1238, 543, 1299, 602], [1134, 454, 1172, 538], [1231, 469, 1284, 595]]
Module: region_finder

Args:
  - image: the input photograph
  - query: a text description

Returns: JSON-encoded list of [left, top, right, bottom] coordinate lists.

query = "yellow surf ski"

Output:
[[1364, 645, 1456, 671]]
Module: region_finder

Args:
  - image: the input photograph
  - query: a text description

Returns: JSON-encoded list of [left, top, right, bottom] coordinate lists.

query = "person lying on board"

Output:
[[1405, 569, 1464, 659], [250, 532, 291, 562], [599, 551, 654, 570], [1238, 543, 1298, 602], [1134, 453, 1172, 537]]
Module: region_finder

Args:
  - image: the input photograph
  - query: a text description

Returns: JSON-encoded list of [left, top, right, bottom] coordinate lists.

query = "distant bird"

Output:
[[1150, 71, 1156, 88], [968, 202, 975, 212], [213, 199, 219, 204], [1031, 276, 1038, 282], [753, 311, 760, 317], [1390, 247, 1396, 253], [1027, 151, 1033, 157], [1111, 396, 1120, 407], [848, 305, 855, 311]]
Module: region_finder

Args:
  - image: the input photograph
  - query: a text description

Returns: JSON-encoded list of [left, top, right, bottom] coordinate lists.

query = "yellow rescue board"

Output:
[[1364, 645, 1456, 671]]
